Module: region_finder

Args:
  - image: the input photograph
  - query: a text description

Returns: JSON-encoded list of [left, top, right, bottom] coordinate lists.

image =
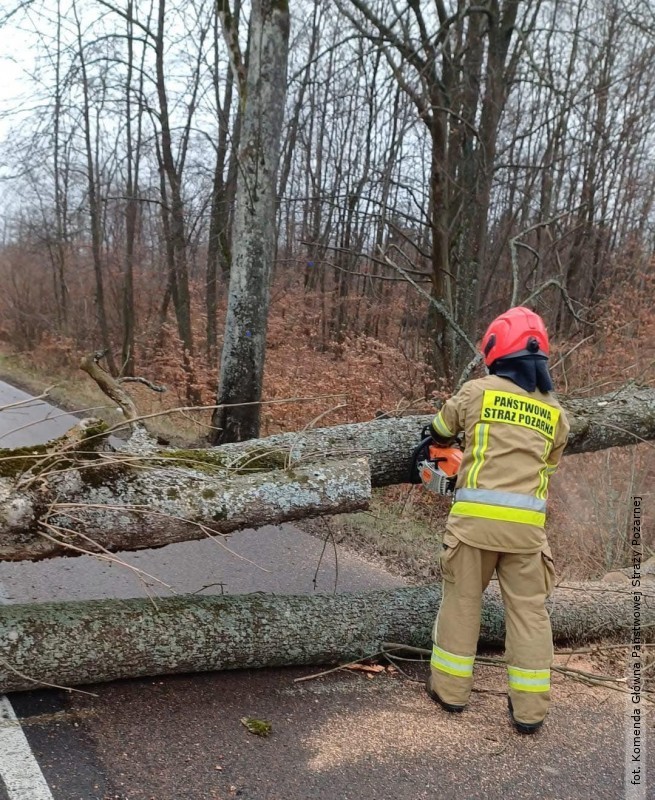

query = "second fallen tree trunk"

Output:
[[213, 383, 655, 486], [0, 580, 649, 693]]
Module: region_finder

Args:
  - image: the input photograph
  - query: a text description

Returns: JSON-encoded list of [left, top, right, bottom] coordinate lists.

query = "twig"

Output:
[[383, 642, 430, 656], [555, 643, 655, 655], [117, 376, 166, 393], [381, 652, 423, 682], [553, 582, 650, 595], [521, 278, 588, 324], [13, 451, 178, 490], [398, 484, 417, 516], [303, 403, 349, 431], [293, 651, 385, 683], [51, 503, 271, 572], [509, 209, 580, 307], [550, 335, 595, 371], [0, 386, 56, 412], [380, 643, 642, 692], [41, 515, 175, 596], [0, 659, 99, 697], [98, 393, 348, 440], [0, 406, 114, 443], [176, 408, 219, 432], [378, 250, 478, 357], [225, 446, 294, 473], [572, 417, 655, 450], [312, 523, 340, 595], [299, 240, 432, 279], [37, 523, 172, 605], [190, 582, 226, 596]]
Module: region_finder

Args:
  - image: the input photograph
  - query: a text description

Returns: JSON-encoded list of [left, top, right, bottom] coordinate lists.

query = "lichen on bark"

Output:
[[0, 580, 650, 693]]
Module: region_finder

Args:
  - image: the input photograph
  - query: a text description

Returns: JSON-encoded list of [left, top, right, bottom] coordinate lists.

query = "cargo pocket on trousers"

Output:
[[439, 532, 460, 584], [541, 546, 556, 598]]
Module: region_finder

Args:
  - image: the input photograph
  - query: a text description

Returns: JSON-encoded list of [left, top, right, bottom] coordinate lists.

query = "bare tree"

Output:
[[205, 0, 241, 359], [73, 0, 118, 374], [120, 0, 146, 376], [1, 0, 655, 402], [210, 0, 290, 443], [333, 1, 536, 378]]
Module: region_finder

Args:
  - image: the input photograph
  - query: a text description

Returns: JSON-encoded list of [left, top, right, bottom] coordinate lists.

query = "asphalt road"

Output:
[[0, 380, 643, 800]]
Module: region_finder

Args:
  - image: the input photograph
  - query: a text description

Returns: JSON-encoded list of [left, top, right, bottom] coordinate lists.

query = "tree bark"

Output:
[[0, 580, 649, 694], [205, 0, 239, 359], [212, 383, 655, 487], [0, 457, 370, 562], [74, 0, 117, 376], [211, 0, 290, 444]]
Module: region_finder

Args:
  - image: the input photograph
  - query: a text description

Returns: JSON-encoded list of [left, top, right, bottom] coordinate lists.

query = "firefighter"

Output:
[[425, 306, 570, 733]]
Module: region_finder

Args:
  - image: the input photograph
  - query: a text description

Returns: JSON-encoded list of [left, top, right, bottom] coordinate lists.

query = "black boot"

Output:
[[425, 678, 466, 713], [508, 698, 543, 734]]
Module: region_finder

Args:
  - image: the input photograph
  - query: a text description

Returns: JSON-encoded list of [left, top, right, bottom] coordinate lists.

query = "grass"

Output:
[[300, 486, 452, 584]]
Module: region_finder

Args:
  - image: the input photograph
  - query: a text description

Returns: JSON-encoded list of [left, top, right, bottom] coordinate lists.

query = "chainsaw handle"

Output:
[[408, 435, 434, 484]]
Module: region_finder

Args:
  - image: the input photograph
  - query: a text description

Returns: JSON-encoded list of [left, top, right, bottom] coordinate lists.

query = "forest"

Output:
[[0, 0, 653, 575], [0, 1, 652, 370]]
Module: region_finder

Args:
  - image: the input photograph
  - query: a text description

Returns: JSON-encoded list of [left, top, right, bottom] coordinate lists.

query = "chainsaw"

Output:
[[410, 425, 463, 496]]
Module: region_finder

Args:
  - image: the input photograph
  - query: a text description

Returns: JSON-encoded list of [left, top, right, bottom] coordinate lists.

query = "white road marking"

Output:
[[0, 388, 63, 799], [0, 697, 55, 800], [0, 584, 55, 800]]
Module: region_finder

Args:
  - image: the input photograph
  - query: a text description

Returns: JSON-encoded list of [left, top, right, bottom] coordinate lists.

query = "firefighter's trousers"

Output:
[[429, 534, 555, 726]]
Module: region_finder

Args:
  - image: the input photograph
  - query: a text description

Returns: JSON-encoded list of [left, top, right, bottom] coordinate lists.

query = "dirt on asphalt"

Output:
[[19, 656, 627, 800]]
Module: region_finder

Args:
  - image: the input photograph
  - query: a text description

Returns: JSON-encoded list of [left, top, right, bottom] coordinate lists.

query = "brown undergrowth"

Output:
[[1, 266, 654, 581]]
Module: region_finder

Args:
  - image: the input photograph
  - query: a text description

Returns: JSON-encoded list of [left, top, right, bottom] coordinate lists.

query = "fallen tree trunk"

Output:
[[0, 457, 370, 561], [0, 581, 650, 693], [1, 382, 653, 560], [213, 383, 655, 486]]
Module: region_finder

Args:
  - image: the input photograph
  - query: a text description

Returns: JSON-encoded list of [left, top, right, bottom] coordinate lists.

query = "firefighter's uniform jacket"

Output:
[[428, 373, 570, 725]]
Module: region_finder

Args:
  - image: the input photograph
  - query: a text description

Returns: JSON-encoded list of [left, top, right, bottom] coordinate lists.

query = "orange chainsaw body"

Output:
[[419, 445, 463, 495], [426, 444, 462, 477]]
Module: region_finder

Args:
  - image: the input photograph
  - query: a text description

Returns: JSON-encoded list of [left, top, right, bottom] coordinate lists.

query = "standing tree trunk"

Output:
[[74, 0, 117, 375], [211, 0, 290, 444], [52, 0, 69, 330], [153, 0, 203, 403], [121, 0, 142, 376], [205, 0, 239, 359], [451, 0, 523, 375]]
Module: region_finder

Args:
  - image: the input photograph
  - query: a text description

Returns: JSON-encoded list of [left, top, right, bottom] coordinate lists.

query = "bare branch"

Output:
[[378, 250, 478, 357], [217, 0, 246, 101], [117, 376, 166, 393], [79, 351, 139, 423]]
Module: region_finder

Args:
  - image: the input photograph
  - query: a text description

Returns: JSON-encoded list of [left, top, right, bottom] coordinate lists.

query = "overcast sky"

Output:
[[0, 24, 30, 226], [0, 12, 42, 191]]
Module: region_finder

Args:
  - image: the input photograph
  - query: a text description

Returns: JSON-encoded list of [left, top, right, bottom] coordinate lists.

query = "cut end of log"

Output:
[[0, 478, 34, 534]]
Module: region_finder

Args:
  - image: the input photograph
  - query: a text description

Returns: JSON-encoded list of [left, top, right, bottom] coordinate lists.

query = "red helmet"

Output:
[[480, 306, 549, 367]]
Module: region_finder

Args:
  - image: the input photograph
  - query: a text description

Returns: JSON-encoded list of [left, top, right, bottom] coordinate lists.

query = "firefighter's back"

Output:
[[445, 373, 569, 553]]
